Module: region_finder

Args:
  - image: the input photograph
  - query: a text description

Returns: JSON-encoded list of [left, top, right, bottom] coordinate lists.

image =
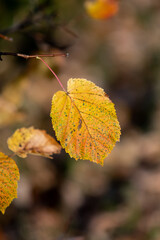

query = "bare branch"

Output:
[[0, 52, 69, 61], [0, 34, 13, 42]]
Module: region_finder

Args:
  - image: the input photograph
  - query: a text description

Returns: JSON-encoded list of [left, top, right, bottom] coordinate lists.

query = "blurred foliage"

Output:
[[0, 0, 160, 240]]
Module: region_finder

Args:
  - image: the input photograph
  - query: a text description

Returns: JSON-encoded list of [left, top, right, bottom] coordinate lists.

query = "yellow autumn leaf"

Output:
[[7, 127, 61, 158], [51, 78, 121, 166], [85, 0, 119, 20], [0, 152, 20, 214]]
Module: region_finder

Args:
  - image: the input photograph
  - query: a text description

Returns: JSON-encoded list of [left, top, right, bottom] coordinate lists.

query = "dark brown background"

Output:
[[0, 0, 160, 239]]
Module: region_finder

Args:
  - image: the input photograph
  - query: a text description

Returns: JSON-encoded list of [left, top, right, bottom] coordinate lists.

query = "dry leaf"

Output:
[[85, 0, 119, 20], [51, 78, 121, 165], [7, 127, 61, 158], [0, 152, 20, 214]]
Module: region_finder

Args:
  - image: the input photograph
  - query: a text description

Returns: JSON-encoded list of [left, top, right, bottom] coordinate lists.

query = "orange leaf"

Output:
[[7, 127, 61, 158], [85, 0, 119, 20], [0, 152, 19, 214], [51, 78, 121, 166]]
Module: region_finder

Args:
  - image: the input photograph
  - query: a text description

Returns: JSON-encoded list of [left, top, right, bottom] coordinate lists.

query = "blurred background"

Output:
[[0, 0, 160, 239]]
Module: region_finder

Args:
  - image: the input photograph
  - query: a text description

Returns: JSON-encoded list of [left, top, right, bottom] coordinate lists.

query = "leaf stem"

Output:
[[38, 57, 67, 92], [0, 51, 68, 92], [8, 152, 16, 159]]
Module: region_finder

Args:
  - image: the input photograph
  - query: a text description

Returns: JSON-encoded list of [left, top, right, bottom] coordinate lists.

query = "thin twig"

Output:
[[0, 52, 68, 61], [0, 51, 69, 91], [0, 33, 13, 42]]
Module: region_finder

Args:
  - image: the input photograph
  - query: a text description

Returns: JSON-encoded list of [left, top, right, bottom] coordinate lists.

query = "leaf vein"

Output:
[[68, 96, 98, 161], [71, 96, 114, 114], [62, 98, 72, 143]]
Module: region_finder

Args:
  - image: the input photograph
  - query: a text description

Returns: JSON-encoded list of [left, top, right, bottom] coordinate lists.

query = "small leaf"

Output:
[[51, 78, 121, 166], [0, 152, 19, 214], [85, 0, 119, 20], [7, 127, 61, 158]]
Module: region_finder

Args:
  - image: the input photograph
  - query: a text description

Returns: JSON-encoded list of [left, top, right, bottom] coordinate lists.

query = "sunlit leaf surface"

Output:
[[0, 152, 19, 214], [85, 0, 119, 20], [51, 78, 121, 165]]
